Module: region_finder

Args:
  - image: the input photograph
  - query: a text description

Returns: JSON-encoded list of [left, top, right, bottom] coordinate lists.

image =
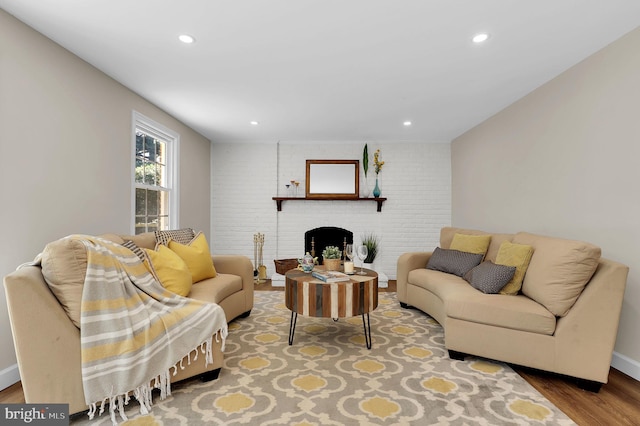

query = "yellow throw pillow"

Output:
[[144, 245, 192, 296], [495, 241, 534, 295], [168, 232, 217, 283], [449, 233, 492, 256]]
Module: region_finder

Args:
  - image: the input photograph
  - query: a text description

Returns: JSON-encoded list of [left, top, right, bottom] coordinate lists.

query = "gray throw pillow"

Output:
[[426, 247, 484, 277], [464, 261, 517, 294]]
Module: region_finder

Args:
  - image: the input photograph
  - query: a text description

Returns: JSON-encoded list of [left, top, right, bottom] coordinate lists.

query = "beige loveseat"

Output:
[[397, 227, 628, 391], [3, 231, 254, 415]]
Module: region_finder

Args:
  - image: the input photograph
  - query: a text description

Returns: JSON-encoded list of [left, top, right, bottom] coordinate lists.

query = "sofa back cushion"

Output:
[[513, 232, 601, 317], [119, 232, 157, 249], [440, 227, 514, 262], [41, 237, 88, 328]]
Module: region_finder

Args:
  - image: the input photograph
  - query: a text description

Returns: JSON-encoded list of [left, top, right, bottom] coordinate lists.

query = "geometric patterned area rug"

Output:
[[72, 291, 575, 425]]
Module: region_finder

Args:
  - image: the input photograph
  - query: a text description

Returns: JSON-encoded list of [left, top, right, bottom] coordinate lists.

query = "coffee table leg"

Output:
[[289, 311, 297, 345], [362, 313, 372, 350]]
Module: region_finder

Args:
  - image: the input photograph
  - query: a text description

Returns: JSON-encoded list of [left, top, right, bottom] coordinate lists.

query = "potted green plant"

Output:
[[322, 246, 342, 271], [361, 233, 379, 264]]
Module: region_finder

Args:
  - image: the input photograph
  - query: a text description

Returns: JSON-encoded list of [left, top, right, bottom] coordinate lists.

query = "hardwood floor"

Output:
[[2, 279, 639, 425]]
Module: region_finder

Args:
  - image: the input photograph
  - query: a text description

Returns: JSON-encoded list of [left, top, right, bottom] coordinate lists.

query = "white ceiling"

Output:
[[3, 1, 640, 143]]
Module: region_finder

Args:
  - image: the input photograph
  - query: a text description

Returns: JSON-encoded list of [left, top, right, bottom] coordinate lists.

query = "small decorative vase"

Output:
[[298, 252, 315, 273], [372, 177, 381, 198], [361, 176, 371, 198]]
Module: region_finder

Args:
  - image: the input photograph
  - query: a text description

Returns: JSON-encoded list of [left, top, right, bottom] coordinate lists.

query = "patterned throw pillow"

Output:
[[426, 247, 484, 277], [122, 240, 147, 262], [464, 261, 517, 294], [155, 228, 196, 246]]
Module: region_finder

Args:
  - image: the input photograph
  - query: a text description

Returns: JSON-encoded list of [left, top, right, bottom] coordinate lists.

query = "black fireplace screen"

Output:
[[304, 227, 353, 263]]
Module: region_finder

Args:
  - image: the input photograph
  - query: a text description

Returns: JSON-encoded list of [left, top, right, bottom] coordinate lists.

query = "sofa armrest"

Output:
[[397, 252, 432, 303], [211, 255, 254, 312], [554, 258, 628, 383], [3, 266, 87, 414]]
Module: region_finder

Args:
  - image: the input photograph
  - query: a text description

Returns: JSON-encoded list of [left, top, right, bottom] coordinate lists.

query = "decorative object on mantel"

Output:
[[253, 233, 266, 282], [289, 180, 301, 197], [362, 143, 371, 198], [372, 148, 384, 198], [322, 245, 342, 271]]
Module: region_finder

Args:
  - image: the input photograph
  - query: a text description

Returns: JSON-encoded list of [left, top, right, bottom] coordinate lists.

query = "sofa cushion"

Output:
[[513, 232, 601, 317], [119, 232, 157, 250], [168, 232, 217, 282], [407, 268, 556, 335], [449, 233, 491, 256], [40, 237, 87, 328], [440, 227, 514, 262], [426, 247, 483, 277], [495, 242, 534, 295], [446, 292, 556, 335], [463, 261, 516, 294], [408, 268, 471, 299], [188, 273, 243, 304], [144, 245, 192, 296]]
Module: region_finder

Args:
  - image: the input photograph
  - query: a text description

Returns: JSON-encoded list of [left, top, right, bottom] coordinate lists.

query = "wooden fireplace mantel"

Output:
[[272, 197, 387, 212]]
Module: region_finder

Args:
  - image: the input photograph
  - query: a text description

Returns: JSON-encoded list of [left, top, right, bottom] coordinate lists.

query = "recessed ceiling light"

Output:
[[250, 121, 259, 126], [403, 121, 412, 126], [472, 33, 490, 43], [178, 34, 195, 44]]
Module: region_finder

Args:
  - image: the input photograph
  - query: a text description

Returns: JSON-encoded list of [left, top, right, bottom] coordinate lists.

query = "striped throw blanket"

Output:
[[75, 235, 227, 424]]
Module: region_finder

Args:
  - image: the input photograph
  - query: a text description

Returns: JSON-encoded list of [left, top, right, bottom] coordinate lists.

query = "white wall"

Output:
[[452, 26, 640, 379], [211, 142, 451, 279], [0, 10, 211, 390]]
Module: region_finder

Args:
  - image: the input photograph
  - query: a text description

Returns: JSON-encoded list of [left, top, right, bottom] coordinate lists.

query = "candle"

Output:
[[344, 261, 354, 274]]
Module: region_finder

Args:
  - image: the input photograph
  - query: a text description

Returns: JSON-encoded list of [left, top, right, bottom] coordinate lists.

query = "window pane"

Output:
[[143, 162, 156, 185], [135, 188, 146, 215], [136, 133, 144, 157], [157, 163, 166, 187], [147, 190, 159, 216], [155, 140, 164, 165], [147, 138, 157, 162], [135, 158, 144, 183]]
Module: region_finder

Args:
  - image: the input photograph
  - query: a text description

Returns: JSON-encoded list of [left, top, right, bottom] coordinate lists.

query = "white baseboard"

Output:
[[0, 363, 20, 391], [611, 351, 640, 381]]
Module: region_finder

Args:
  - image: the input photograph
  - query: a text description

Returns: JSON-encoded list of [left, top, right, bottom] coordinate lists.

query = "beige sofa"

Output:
[[397, 227, 628, 392], [3, 231, 254, 415]]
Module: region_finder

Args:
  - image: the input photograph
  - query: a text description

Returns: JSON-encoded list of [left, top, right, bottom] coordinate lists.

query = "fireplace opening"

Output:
[[305, 227, 353, 264]]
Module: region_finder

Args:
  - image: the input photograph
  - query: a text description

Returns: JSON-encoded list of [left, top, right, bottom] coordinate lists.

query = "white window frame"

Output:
[[131, 111, 180, 234]]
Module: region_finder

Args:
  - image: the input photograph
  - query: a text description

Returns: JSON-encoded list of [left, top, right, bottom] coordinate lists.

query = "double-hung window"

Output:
[[132, 111, 179, 234]]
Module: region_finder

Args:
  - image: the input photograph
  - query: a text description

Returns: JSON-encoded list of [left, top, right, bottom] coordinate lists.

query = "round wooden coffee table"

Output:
[[284, 267, 378, 349]]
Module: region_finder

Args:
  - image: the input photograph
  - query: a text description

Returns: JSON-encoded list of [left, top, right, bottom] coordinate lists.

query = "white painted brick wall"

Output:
[[211, 141, 451, 279]]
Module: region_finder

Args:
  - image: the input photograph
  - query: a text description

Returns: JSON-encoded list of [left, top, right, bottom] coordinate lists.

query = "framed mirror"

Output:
[[305, 160, 359, 199]]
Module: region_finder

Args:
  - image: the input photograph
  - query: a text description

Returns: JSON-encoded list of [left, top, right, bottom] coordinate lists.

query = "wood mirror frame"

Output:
[[305, 160, 359, 199]]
